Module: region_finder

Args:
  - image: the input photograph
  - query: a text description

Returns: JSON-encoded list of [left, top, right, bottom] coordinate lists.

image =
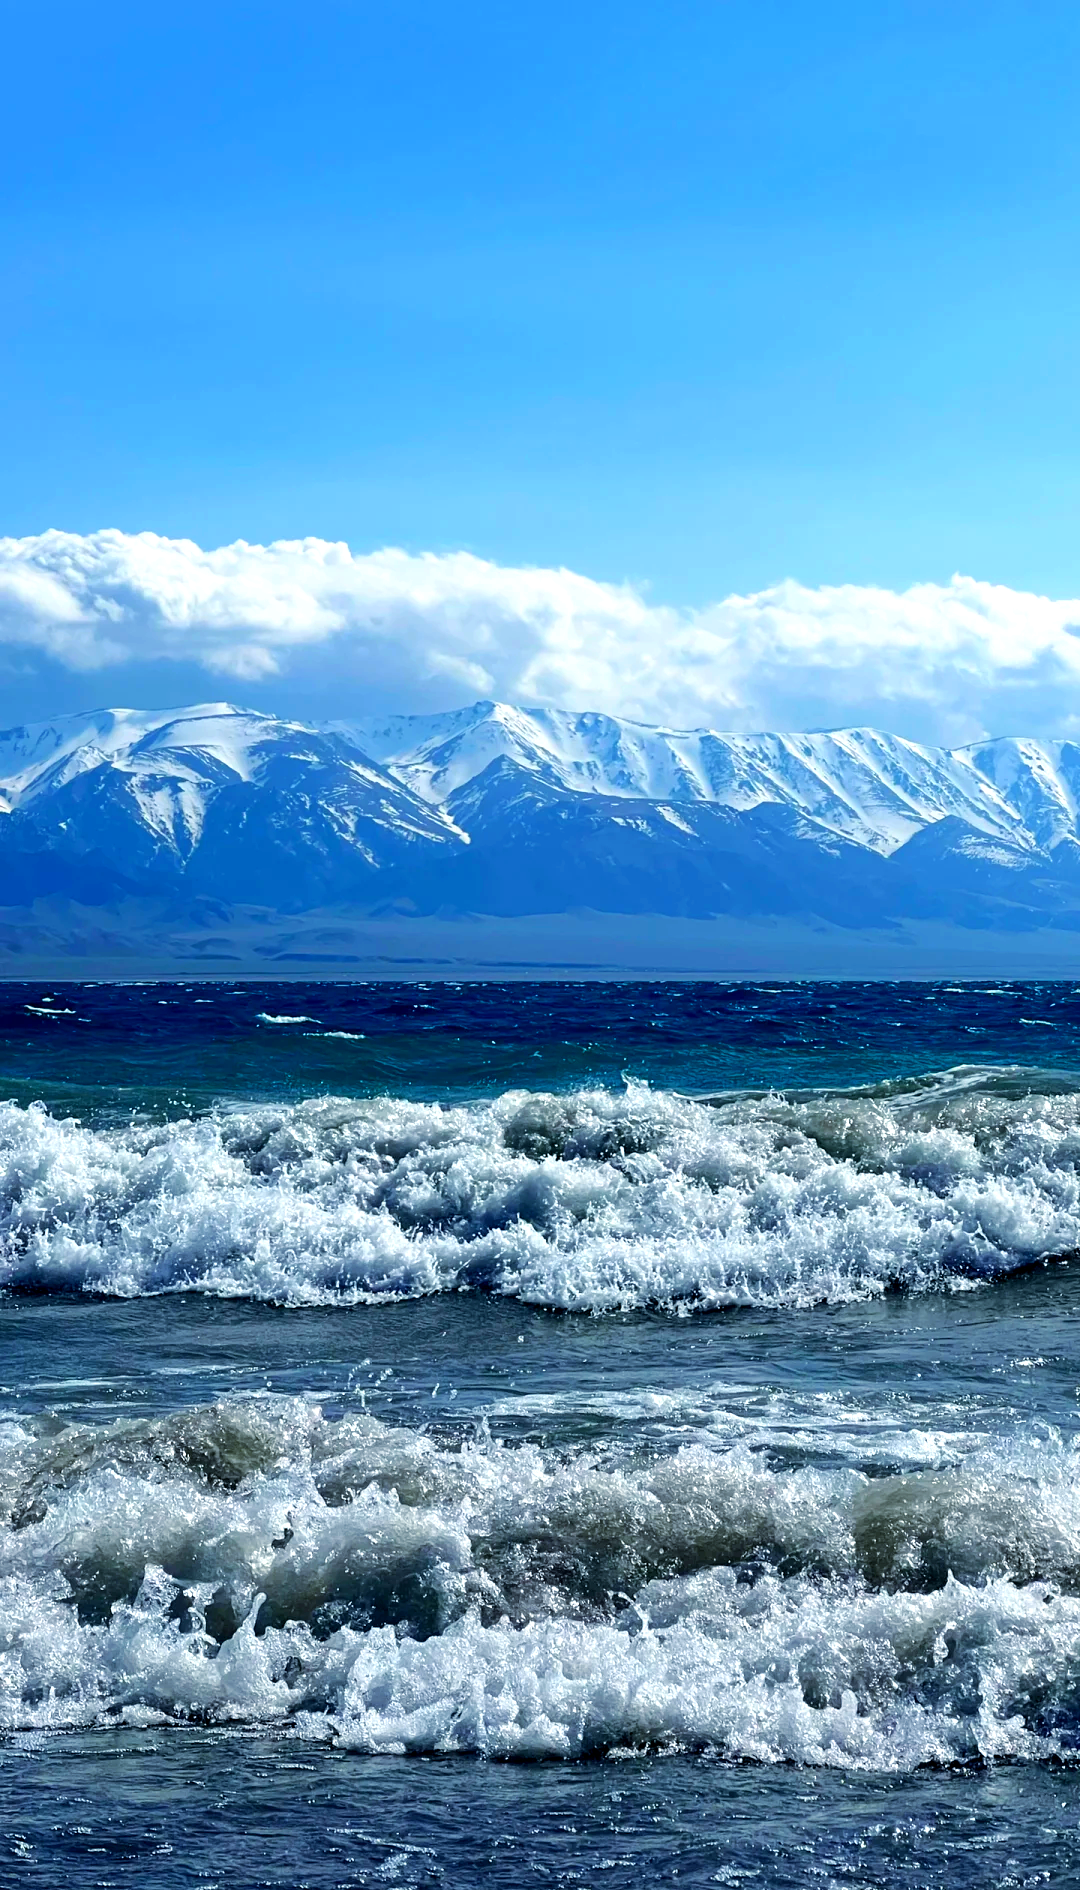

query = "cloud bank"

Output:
[[2, 528, 1080, 743]]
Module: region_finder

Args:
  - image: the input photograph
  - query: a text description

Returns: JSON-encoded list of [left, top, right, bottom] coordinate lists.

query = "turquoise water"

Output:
[[3, 976, 1080, 1107]]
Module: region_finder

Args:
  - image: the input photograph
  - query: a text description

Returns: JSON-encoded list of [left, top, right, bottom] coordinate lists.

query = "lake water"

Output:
[[4, 978, 1080, 1885]]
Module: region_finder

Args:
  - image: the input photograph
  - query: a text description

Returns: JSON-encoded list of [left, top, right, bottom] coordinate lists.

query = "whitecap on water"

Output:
[[4, 1395, 1080, 1764], [2, 1075, 1080, 1311]]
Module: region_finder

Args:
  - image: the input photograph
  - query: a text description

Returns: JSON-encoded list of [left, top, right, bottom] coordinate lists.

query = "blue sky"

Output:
[[2, 3, 1080, 733]]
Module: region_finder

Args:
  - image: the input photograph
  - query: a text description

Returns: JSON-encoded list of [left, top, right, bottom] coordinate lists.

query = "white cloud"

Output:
[[2, 527, 1080, 742]]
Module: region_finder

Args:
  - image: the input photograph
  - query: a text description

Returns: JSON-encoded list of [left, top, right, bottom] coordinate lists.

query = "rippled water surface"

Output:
[[4, 979, 1080, 1885]]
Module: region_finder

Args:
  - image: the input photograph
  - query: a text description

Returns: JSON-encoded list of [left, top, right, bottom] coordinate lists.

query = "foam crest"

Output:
[[330, 1576, 1069, 1764], [2, 1074, 1080, 1311], [5, 1396, 1080, 1762]]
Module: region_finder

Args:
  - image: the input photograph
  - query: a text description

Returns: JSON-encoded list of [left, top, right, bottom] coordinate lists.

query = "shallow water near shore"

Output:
[[6, 1732, 1080, 1887], [5, 980, 1080, 1882]]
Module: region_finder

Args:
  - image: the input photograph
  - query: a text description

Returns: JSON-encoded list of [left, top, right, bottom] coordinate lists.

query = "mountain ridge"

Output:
[[336, 699, 1075, 857], [4, 701, 1080, 951]]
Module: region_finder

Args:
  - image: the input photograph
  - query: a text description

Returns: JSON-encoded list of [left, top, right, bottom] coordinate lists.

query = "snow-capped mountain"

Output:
[[340, 700, 1070, 856], [5, 698, 1080, 936], [0, 704, 464, 910]]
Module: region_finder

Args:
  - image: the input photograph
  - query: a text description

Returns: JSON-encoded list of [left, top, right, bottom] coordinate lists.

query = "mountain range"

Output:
[[3, 699, 1080, 969]]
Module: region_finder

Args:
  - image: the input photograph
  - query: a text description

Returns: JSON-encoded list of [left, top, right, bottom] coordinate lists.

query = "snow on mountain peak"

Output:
[[0, 703, 250, 806], [340, 701, 1037, 854], [5, 700, 1080, 905]]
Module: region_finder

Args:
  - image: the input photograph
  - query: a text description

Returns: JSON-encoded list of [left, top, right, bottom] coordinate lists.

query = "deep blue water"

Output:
[[4, 980, 1080, 1885], [3, 976, 1080, 1107]]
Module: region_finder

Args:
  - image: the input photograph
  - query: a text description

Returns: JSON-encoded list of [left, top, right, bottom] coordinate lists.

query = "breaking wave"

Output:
[[6, 1394, 1080, 1763], [2, 1070, 1080, 1311]]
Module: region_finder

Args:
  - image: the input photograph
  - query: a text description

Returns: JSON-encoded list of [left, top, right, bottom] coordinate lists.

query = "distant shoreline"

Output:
[[2, 910, 1079, 983]]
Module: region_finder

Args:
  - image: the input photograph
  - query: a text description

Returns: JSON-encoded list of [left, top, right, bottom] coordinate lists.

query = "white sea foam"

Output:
[[2, 1077, 1080, 1311], [485, 1383, 993, 1468], [4, 1396, 1080, 1763]]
